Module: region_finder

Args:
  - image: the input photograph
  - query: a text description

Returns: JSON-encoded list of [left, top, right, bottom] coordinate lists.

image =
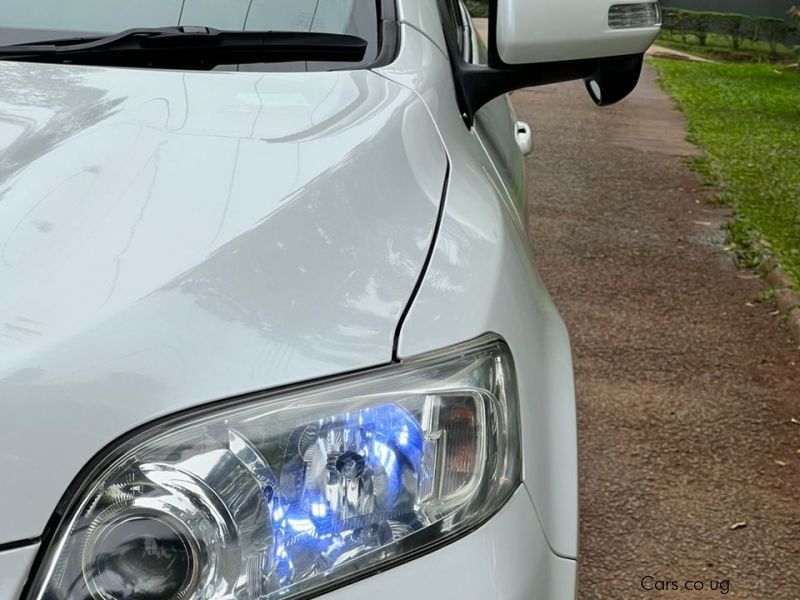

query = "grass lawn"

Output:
[[651, 59, 800, 285], [657, 32, 796, 64]]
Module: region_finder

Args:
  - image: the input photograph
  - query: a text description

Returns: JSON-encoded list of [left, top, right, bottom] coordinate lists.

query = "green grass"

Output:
[[657, 32, 796, 64], [651, 59, 800, 285]]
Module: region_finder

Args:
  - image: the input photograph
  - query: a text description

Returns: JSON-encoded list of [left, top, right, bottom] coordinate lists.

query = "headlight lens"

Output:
[[31, 337, 520, 600]]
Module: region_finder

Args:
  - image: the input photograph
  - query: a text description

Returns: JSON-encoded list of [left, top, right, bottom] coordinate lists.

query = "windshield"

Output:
[[0, 0, 381, 70]]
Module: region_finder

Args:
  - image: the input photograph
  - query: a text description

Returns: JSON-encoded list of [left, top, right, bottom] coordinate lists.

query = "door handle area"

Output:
[[515, 121, 533, 156]]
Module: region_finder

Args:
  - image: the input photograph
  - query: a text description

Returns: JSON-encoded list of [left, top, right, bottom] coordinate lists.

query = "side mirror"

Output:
[[440, 0, 661, 125], [495, 0, 661, 65]]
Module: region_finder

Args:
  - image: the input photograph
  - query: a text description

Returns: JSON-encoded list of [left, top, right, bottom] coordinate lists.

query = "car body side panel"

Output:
[[474, 98, 528, 223], [456, 1, 528, 223], [395, 0, 448, 55], [376, 25, 579, 559], [319, 488, 576, 600], [0, 545, 37, 600]]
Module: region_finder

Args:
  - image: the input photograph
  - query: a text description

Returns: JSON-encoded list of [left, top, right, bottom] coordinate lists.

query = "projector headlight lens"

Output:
[[83, 512, 197, 600], [30, 337, 520, 600]]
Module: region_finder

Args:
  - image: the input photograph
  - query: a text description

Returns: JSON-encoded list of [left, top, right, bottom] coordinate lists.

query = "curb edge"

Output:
[[763, 263, 800, 348]]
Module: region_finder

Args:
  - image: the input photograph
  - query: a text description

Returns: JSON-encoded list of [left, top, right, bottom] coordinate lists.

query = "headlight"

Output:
[[30, 337, 520, 600]]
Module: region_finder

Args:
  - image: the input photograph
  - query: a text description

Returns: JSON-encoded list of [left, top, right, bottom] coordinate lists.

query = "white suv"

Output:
[[0, 1, 659, 599]]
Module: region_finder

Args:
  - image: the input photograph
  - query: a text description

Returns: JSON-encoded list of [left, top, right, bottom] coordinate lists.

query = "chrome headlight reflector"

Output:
[[31, 337, 520, 600]]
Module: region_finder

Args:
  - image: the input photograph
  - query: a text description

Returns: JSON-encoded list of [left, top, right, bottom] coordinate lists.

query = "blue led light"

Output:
[[266, 403, 425, 583]]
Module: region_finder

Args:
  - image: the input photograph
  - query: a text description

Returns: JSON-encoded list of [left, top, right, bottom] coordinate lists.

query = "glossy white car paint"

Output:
[[0, 546, 38, 600], [497, 0, 661, 63], [396, 0, 448, 54], [377, 23, 578, 561], [322, 488, 577, 600], [515, 120, 534, 156], [0, 3, 583, 599], [0, 63, 446, 544]]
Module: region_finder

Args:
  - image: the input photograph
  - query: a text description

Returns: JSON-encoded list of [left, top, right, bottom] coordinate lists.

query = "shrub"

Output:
[[714, 12, 748, 50], [682, 11, 714, 46], [662, 8, 682, 37], [669, 9, 700, 43], [790, 6, 800, 70], [755, 17, 792, 53]]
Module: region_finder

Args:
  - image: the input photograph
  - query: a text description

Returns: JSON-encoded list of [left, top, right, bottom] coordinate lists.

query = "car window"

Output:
[[0, 0, 381, 70], [442, 0, 487, 65], [0, 0, 360, 38], [456, 2, 478, 64], [442, 0, 466, 58]]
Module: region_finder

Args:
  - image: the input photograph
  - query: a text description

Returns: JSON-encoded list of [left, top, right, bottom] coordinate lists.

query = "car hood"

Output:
[[0, 62, 446, 544]]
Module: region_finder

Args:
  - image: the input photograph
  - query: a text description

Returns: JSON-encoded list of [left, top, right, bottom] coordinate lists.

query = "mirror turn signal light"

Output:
[[608, 3, 662, 29]]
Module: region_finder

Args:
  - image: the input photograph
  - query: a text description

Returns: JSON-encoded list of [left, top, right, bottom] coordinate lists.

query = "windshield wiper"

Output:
[[0, 27, 368, 68]]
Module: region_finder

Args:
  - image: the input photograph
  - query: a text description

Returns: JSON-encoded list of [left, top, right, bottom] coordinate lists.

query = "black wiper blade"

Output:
[[0, 27, 368, 68]]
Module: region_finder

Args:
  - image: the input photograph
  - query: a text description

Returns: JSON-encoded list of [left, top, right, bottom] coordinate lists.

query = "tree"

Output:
[[661, 8, 681, 38], [716, 13, 748, 50], [789, 6, 800, 70], [684, 11, 713, 46], [755, 17, 791, 54]]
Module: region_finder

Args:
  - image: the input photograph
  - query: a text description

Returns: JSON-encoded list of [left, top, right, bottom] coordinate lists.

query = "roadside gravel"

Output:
[[513, 68, 800, 599]]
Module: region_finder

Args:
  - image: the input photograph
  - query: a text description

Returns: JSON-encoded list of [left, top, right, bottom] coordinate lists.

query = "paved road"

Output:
[[512, 69, 800, 598]]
